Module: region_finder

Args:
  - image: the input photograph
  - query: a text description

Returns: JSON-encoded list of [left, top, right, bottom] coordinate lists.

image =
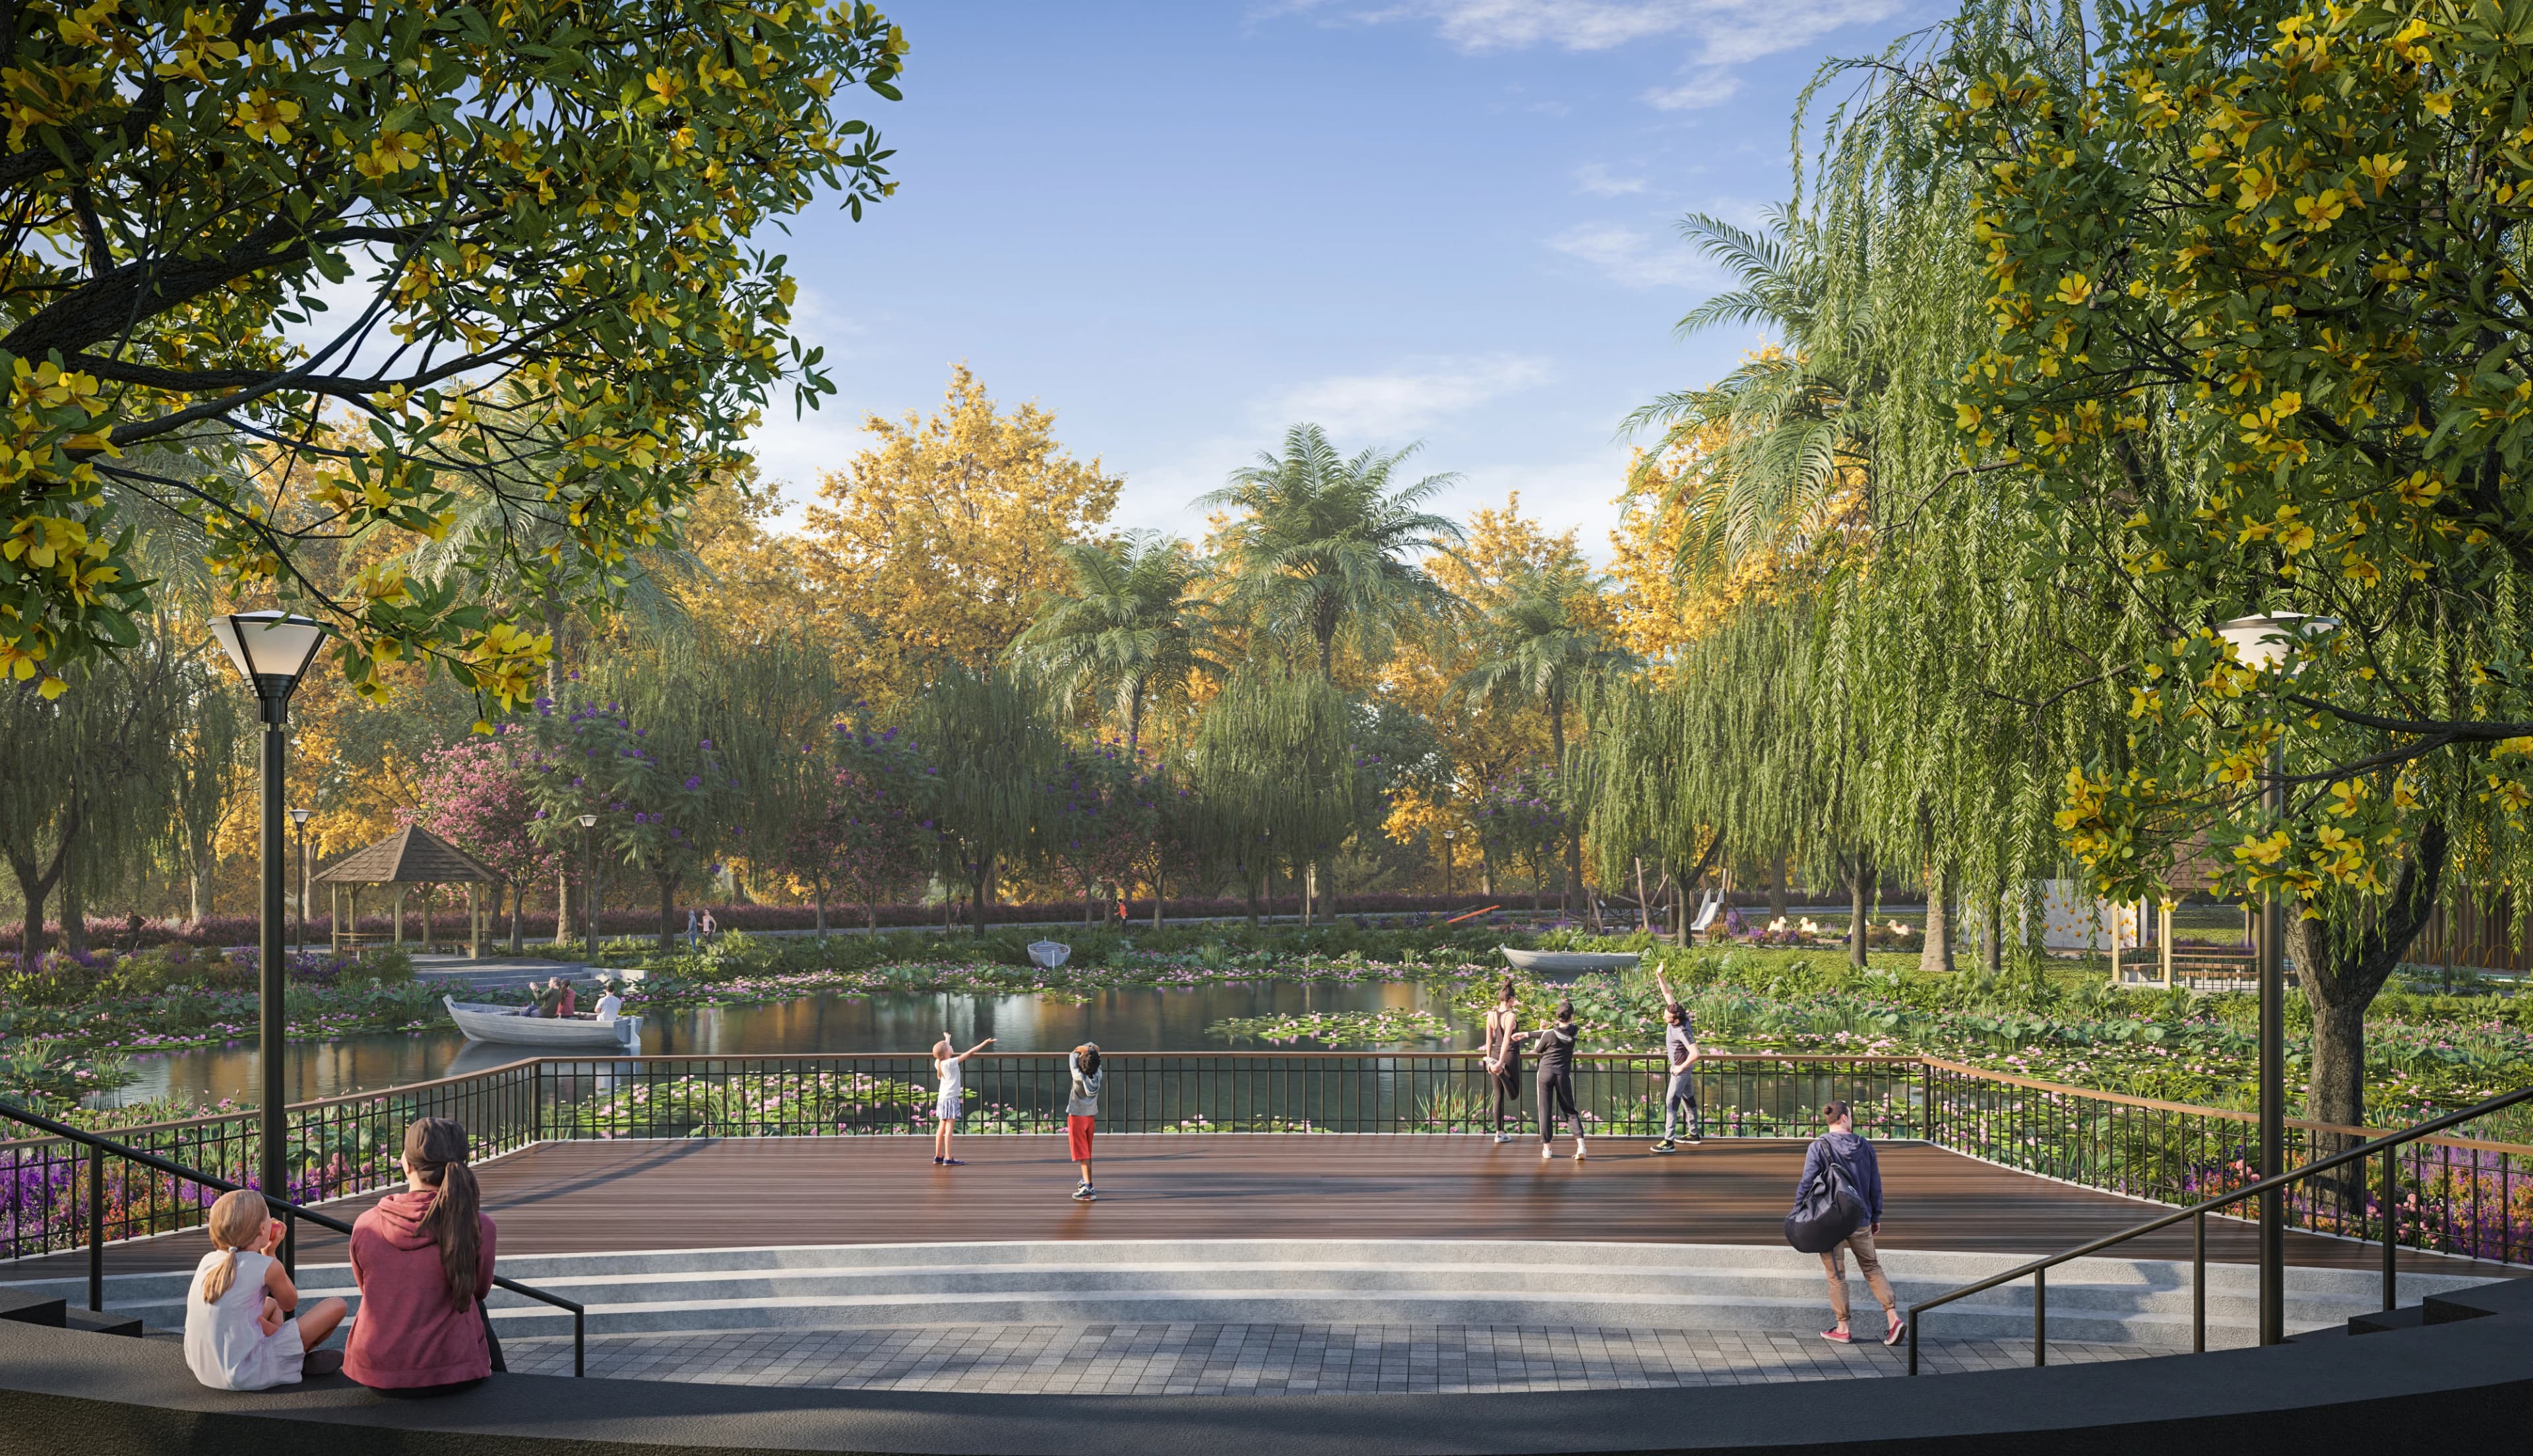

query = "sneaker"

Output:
[[1687, 1132, 1704, 1145], [1650, 1139, 1676, 1154], [1573, 1139, 1588, 1162], [931, 1157, 945, 1165], [303, 1349, 344, 1378], [1072, 1184, 1096, 1202], [1819, 1328, 1854, 1344], [1540, 1144, 1554, 1161], [941, 1158, 965, 1167], [1883, 1318, 1906, 1347], [1492, 1132, 1512, 1145]]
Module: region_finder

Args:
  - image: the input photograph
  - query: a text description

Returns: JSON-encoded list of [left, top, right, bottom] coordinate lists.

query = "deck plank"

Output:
[[6, 1135, 2510, 1279]]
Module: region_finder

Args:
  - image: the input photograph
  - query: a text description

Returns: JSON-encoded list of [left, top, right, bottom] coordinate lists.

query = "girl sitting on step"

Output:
[[184, 1190, 349, 1390]]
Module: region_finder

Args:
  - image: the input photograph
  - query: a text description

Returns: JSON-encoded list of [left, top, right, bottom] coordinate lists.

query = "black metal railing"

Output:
[[0, 1101, 584, 1376], [528, 1052, 1926, 1139], [1904, 1080, 2533, 1374]]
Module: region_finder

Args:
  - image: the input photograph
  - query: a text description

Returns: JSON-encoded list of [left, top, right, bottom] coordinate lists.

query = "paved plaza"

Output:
[[503, 1321, 2157, 1394]]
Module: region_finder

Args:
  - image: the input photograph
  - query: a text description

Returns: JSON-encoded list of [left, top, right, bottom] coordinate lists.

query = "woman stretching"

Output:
[[1534, 999, 1585, 1161], [1480, 979, 1527, 1143], [931, 1031, 995, 1165]]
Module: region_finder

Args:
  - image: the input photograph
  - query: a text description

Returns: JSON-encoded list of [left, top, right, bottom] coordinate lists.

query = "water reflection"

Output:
[[92, 979, 1468, 1110]]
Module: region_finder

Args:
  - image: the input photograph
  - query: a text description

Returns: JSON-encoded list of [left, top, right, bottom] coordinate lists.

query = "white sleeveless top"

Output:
[[183, 1248, 305, 1391]]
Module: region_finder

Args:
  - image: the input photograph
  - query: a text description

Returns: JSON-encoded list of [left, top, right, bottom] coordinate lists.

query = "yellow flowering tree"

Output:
[[0, 0, 907, 708], [1945, 0, 2533, 1128]]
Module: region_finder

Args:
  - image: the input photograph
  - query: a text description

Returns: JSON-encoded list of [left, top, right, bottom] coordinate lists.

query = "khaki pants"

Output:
[[1820, 1227, 1898, 1328]]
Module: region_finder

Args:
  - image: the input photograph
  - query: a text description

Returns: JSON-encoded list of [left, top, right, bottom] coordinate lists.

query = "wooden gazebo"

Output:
[[314, 825, 502, 957]]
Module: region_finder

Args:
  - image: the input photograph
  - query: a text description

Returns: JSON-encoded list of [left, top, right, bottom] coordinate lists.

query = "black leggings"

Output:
[[1491, 1065, 1524, 1132], [1537, 1068, 1579, 1143]]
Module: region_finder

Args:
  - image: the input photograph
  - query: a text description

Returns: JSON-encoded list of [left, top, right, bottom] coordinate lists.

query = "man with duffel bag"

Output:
[[1784, 1100, 1902, 1347]]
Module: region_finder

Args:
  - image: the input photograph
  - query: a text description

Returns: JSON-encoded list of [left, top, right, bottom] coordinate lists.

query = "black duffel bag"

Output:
[[1783, 1149, 1866, 1254]]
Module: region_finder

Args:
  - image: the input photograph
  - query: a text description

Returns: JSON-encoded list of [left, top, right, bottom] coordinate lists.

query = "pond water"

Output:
[[90, 979, 1476, 1111]]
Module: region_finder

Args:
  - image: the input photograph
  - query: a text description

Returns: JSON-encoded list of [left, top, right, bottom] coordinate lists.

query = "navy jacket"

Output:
[[1797, 1129, 1883, 1225]]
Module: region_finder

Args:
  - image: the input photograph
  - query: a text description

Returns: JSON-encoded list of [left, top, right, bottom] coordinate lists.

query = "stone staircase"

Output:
[[7, 1241, 2500, 1351]]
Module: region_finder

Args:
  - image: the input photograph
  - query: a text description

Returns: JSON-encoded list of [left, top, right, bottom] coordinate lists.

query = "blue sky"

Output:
[[749, 1, 1927, 552]]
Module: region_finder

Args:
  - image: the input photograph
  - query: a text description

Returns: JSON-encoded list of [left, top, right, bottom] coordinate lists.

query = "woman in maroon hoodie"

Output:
[[345, 1118, 499, 1392]]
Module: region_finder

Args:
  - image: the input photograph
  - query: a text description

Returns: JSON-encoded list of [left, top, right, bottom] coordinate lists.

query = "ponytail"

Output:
[[403, 1118, 484, 1310], [201, 1189, 268, 1305]]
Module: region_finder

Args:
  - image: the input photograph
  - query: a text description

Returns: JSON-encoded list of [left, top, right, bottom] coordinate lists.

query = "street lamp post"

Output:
[[578, 813, 598, 955], [289, 808, 311, 956], [1442, 829, 1456, 902], [2214, 612, 2334, 1348], [208, 612, 327, 1269]]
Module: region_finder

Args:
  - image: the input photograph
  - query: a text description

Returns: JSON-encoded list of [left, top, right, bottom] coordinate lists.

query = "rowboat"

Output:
[[444, 996, 642, 1051], [1499, 948, 1641, 981]]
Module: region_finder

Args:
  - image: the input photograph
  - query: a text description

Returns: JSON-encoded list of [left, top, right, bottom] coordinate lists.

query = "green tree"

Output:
[[1201, 424, 1464, 678], [1948, 0, 2533, 1132], [1010, 532, 1216, 751], [0, 0, 905, 706], [1451, 560, 1636, 913], [904, 667, 1059, 936]]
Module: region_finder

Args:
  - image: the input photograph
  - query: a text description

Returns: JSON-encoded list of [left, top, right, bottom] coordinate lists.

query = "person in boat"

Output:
[[528, 977, 564, 1018], [591, 978, 624, 1023]]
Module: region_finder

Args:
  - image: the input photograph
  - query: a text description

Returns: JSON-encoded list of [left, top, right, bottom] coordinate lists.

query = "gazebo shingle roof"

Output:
[[313, 824, 503, 886]]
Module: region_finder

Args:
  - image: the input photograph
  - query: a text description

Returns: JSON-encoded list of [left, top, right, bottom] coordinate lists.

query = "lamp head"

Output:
[[289, 807, 311, 827], [207, 612, 327, 719], [577, 813, 598, 829], [1443, 830, 1455, 841], [2214, 613, 2338, 674]]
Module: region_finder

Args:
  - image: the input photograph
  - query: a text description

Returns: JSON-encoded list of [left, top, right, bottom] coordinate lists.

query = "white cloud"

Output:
[[1446, 454, 1633, 561], [1642, 71, 1741, 109], [1546, 222, 1708, 288], [1257, 354, 1552, 439], [1573, 162, 1649, 196], [1282, 0, 1906, 105]]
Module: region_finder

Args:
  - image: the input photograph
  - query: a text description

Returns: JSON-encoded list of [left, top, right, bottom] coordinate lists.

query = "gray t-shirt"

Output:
[[1665, 1019, 1697, 1072]]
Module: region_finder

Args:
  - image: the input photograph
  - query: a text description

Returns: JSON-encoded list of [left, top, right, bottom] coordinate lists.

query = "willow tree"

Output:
[[0, 637, 182, 959], [904, 667, 1059, 936], [1949, 0, 2533, 1133], [1189, 667, 1362, 925]]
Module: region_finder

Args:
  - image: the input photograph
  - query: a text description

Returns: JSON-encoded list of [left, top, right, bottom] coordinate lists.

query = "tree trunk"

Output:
[[509, 883, 523, 955], [657, 875, 677, 954], [1243, 859, 1259, 927], [188, 849, 215, 925], [9, 858, 55, 963], [970, 855, 992, 938], [814, 888, 829, 938], [2286, 820, 2447, 1210], [1153, 863, 1165, 930], [1768, 852, 1789, 920], [1635, 858, 1652, 934], [61, 873, 88, 957], [1550, 682, 1579, 917], [556, 868, 571, 949], [1846, 847, 1873, 969], [1919, 861, 1955, 974]]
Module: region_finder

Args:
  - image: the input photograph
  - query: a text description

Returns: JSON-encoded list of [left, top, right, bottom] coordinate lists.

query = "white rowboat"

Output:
[[445, 996, 642, 1051], [1499, 948, 1641, 981]]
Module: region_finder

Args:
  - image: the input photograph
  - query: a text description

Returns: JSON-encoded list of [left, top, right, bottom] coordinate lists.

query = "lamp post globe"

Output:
[[206, 612, 327, 1267], [2210, 611, 2336, 1347]]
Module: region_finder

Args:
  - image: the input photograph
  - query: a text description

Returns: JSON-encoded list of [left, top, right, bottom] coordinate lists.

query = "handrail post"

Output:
[[575, 1306, 585, 1377], [1906, 1310, 1919, 1375], [2381, 1143, 2397, 1312], [2193, 1210, 2206, 1353], [2032, 1267, 2046, 1367], [87, 1145, 104, 1312]]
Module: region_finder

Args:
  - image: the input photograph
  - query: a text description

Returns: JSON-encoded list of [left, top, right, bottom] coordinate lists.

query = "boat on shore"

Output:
[[444, 996, 642, 1051], [1499, 948, 1641, 981]]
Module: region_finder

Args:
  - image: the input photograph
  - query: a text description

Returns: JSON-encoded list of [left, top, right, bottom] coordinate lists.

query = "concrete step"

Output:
[[11, 1240, 2499, 1352]]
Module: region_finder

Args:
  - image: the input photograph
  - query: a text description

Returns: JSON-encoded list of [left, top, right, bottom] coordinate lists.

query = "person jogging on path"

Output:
[[930, 1031, 994, 1166], [1801, 1101, 1902, 1346], [1534, 999, 1585, 1162], [1650, 969, 1702, 1152], [1066, 1044, 1104, 1201], [1480, 979, 1527, 1143]]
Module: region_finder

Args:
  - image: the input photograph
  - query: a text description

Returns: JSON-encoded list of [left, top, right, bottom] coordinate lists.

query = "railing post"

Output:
[[2032, 1267, 2046, 1366], [87, 1145, 104, 1312], [1906, 1310, 1919, 1375], [2381, 1143, 2397, 1312], [2193, 1210, 2206, 1353], [575, 1306, 586, 1377]]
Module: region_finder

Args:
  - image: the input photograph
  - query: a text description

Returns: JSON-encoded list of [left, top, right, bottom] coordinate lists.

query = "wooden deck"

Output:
[[11, 1135, 2513, 1282]]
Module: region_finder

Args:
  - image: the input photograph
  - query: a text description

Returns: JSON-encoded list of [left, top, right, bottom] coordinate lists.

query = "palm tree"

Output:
[[1200, 423, 1464, 677], [1453, 561, 1638, 913], [1622, 206, 1869, 579], [1009, 532, 1216, 752]]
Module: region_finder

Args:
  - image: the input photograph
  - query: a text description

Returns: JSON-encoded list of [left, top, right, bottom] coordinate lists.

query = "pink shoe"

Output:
[[1819, 1328, 1854, 1344]]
